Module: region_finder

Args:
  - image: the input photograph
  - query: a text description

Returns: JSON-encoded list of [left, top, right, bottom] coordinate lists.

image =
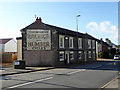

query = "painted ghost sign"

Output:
[[27, 30, 51, 50]]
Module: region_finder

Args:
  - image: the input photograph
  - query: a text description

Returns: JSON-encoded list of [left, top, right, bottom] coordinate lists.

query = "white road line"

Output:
[[100, 76, 118, 89], [67, 69, 86, 75], [8, 77, 53, 89]]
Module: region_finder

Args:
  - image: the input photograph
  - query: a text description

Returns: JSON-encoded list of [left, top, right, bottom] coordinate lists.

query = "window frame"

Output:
[[88, 51, 91, 58], [78, 51, 82, 59], [78, 38, 82, 49], [92, 40, 95, 49], [69, 51, 74, 60], [88, 39, 91, 49], [59, 35, 64, 48], [69, 37, 74, 48], [59, 51, 64, 61]]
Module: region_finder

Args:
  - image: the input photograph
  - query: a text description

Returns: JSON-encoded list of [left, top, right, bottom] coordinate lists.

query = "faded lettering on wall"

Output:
[[27, 29, 51, 50]]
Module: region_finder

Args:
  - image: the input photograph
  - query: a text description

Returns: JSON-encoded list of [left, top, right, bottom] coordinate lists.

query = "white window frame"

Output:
[[92, 40, 95, 49], [88, 39, 91, 49], [69, 51, 74, 60], [78, 51, 82, 59], [59, 51, 64, 61], [88, 51, 91, 58], [59, 35, 64, 48], [78, 38, 82, 49], [69, 37, 74, 48]]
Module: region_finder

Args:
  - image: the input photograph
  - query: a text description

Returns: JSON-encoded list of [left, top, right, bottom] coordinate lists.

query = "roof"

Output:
[[20, 21, 97, 40], [0, 38, 13, 44]]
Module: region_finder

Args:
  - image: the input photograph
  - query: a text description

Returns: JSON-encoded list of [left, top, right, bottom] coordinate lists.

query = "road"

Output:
[[1, 61, 119, 89]]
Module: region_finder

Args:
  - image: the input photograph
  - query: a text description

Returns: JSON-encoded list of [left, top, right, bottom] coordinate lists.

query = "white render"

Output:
[[4, 39, 17, 52]]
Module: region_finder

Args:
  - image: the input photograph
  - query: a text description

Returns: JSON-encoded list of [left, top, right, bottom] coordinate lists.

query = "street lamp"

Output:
[[76, 15, 80, 32]]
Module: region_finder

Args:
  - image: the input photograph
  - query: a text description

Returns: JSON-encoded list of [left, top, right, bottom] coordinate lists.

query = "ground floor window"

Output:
[[78, 51, 83, 59], [59, 51, 64, 61], [88, 51, 91, 58], [93, 51, 96, 60], [69, 51, 74, 60]]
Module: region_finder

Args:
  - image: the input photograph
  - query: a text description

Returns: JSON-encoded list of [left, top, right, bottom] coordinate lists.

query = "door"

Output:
[[65, 51, 69, 65]]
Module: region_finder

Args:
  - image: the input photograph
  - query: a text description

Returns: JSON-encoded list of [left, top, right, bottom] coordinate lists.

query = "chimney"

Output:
[[36, 17, 42, 29], [100, 38, 103, 41], [36, 17, 42, 22]]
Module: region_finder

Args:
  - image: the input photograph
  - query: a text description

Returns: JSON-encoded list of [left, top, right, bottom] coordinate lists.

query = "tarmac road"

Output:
[[1, 60, 119, 89]]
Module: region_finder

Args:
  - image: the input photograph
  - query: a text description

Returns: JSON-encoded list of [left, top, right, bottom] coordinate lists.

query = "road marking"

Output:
[[67, 69, 86, 75], [7, 77, 53, 89], [100, 76, 118, 89]]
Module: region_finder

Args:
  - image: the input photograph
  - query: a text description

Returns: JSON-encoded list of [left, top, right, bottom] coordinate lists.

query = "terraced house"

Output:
[[20, 17, 97, 66]]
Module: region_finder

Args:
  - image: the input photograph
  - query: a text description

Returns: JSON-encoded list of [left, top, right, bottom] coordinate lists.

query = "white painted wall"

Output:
[[17, 39, 22, 60], [5, 39, 17, 52]]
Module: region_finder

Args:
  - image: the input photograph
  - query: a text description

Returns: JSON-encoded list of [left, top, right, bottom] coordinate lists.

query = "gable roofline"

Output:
[[20, 20, 97, 40], [0, 38, 13, 44]]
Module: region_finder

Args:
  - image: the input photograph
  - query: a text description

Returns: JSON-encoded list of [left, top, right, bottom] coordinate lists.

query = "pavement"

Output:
[[0, 61, 120, 89], [0, 63, 55, 76]]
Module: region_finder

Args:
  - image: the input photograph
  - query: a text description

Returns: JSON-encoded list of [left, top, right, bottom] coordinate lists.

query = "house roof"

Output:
[[20, 20, 97, 40], [0, 38, 13, 44]]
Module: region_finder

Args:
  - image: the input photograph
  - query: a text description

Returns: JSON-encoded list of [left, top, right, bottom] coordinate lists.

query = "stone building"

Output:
[[20, 17, 97, 66]]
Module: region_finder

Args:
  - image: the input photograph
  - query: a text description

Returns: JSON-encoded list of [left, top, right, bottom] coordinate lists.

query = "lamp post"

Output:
[[76, 15, 80, 32], [76, 15, 80, 63]]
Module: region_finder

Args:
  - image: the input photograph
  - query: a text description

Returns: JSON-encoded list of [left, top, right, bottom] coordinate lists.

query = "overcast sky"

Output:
[[0, 1, 119, 45]]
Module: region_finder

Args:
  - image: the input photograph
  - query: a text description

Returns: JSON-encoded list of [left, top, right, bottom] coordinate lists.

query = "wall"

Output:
[[24, 50, 55, 66], [5, 39, 17, 52], [17, 39, 22, 60]]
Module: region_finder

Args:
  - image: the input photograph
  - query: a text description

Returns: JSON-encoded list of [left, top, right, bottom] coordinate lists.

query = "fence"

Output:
[[1, 52, 17, 63]]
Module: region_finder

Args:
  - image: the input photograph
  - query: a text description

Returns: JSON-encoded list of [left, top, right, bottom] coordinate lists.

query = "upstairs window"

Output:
[[78, 38, 82, 49], [92, 40, 95, 49], [69, 37, 74, 48], [59, 35, 64, 48], [88, 39, 91, 49]]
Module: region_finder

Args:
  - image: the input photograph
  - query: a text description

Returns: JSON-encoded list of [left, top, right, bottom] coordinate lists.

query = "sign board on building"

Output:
[[27, 29, 51, 50]]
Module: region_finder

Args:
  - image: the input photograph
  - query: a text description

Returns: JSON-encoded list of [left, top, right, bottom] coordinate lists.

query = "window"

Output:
[[88, 51, 91, 58], [59, 51, 64, 61], [70, 51, 74, 60], [78, 51, 82, 59], [78, 38, 82, 49], [88, 39, 91, 49], [69, 37, 74, 48], [59, 35, 64, 48], [92, 40, 95, 49], [93, 51, 96, 60]]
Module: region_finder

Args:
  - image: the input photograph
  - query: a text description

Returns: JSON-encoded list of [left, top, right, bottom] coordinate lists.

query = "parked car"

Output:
[[114, 55, 120, 60]]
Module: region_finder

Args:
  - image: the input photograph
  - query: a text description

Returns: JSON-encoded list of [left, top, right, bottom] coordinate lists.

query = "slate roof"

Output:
[[20, 21, 97, 40], [0, 38, 13, 44]]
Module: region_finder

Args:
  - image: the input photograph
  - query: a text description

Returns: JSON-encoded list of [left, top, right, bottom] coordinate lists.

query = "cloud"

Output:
[[86, 21, 118, 44]]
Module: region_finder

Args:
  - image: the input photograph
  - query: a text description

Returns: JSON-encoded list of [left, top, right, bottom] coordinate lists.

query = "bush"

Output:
[[98, 52, 103, 58]]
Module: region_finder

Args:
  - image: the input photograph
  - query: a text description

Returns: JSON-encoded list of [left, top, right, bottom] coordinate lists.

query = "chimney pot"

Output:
[[39, 17, 42, 22]]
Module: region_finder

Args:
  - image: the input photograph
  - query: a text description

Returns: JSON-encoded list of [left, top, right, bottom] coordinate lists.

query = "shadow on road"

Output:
[[68, 61, 120, 71]]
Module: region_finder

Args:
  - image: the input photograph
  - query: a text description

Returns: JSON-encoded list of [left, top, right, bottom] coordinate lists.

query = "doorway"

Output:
[[65, 51, 69, 65]]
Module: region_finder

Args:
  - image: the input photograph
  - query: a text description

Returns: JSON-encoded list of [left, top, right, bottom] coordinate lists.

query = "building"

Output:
[[20, 17, 97, 67], [0, 38, 17, 53], [0, 38, 17, 63]]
